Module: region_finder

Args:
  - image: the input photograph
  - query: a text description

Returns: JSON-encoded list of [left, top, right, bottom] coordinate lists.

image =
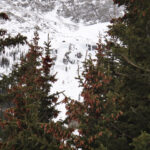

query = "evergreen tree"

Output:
[[0, 11, 27, 105], [0, 12, 27, 137], [65, 40, 122, 150], [0, 12, 27, 52], [38, 35, 59, 123], [131, 132, 150, 150], [104, 0, 150, 149], [0, 32, 70, 150]]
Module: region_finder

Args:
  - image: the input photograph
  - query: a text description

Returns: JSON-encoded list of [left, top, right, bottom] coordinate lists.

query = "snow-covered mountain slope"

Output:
[[0, 0, 124, 24], [0, 0, 119, 120]]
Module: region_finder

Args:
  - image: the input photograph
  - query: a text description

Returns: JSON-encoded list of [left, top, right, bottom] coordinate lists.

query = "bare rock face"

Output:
[[57, 0, 124, 24]]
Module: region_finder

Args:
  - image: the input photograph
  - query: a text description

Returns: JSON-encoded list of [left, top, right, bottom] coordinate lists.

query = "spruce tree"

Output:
[[0, 12, 27, 52], [0, 32, 70, 150], [104, 0, 150, 149], [0, 11, 27, 107], [65, 40, 122, 150], [38, 35, 59, 123], [0, 12, 27, 138]]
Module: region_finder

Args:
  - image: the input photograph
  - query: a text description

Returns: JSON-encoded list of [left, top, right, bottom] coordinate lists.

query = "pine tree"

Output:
[[0, 11, 27, 107], [104, 0, 150, 149], [65, 40, 122, 150], [131, 132, 150, 150], [0, 32, 70, 150], [0, 12, 27, 138], [0, 12, 27, 52], [38, 35, 59, 123]]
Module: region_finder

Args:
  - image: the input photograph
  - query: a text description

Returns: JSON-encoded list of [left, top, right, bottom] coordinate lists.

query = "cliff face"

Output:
[[57, 0, 123, 24]]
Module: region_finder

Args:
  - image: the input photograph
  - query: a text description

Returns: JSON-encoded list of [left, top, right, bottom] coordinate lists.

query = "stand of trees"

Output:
[[65, 0, 150, 149]]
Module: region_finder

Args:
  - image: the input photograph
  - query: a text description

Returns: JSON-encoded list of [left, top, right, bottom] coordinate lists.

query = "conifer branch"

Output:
[[115, 72, 128, 77], [110, 123, 132, 139], [121, 54, 150, 72]]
